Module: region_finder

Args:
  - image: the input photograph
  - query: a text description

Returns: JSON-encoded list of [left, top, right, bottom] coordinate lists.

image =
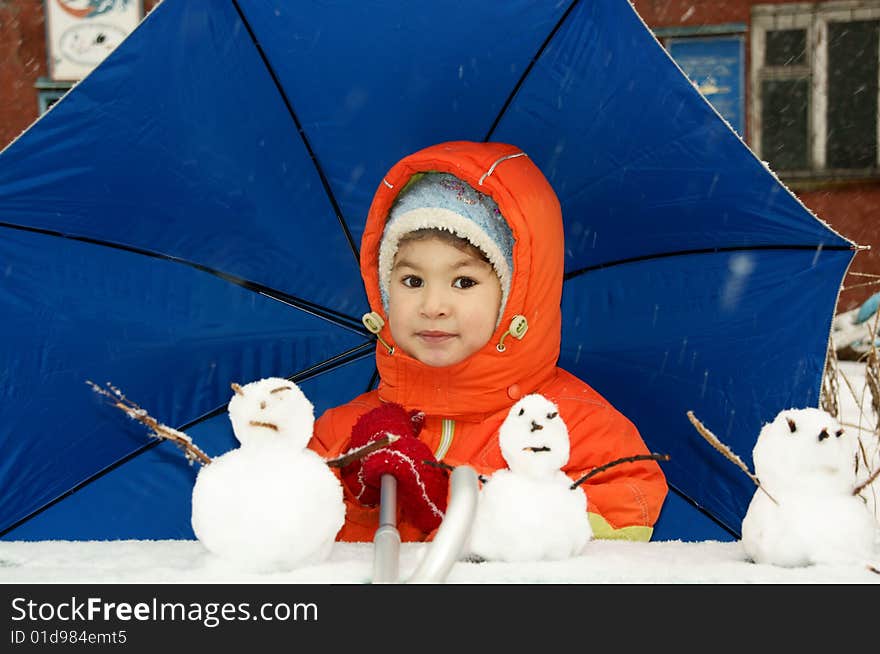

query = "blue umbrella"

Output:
[[0, 0, 855, 542]]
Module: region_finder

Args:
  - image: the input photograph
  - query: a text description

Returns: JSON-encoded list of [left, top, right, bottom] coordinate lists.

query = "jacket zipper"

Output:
[[434, 418, 455, 461]]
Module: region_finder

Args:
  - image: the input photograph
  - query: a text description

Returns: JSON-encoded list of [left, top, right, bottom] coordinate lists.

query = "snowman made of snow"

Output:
[[741, 407, 877, 567], [190, 377, 345, 572], [466, 394, 593, 562]]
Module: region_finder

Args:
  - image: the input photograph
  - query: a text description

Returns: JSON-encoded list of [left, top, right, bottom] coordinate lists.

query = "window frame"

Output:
[[34, 77, 72, 116], [750, 1, 880, 182]]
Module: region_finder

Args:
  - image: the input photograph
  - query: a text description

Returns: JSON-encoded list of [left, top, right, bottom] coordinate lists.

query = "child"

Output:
[[308, 141, 667, 542]]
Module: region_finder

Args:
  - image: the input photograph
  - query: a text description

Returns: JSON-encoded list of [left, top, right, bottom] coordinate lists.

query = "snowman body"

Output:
[[190, 378, 344, 571], [742, 488, 875, 567], [467, 394, 592, 562], [740, 408, 876, 567]]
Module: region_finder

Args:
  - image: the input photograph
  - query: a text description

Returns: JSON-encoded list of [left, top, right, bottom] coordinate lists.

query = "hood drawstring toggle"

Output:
[[496, 314, 528, 353], [363, 312, 395, 355]]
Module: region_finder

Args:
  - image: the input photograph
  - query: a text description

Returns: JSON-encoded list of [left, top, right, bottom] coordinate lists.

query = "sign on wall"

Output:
[[45, 0, 144, 81], [667, 36, 744, 137]]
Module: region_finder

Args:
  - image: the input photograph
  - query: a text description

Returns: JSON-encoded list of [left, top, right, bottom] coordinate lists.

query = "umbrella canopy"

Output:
[[0, 0, 855, 541]]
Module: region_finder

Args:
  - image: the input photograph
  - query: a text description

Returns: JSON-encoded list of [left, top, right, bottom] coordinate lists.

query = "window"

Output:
[[38, 90, 68, 115], [655, 24, 748, 137], [751, 1, 880, 180], [664, 33, 747, 137], [35, 78, 72, 116]]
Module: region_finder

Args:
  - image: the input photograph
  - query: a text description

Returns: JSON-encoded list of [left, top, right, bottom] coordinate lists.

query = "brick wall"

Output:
[[0, 0, 49, 147], [798, 184, 880, 311], [0, 0, 161, 149]]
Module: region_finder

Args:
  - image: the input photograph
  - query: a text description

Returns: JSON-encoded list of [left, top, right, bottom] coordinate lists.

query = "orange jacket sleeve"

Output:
[[564, 402, 668, 541]]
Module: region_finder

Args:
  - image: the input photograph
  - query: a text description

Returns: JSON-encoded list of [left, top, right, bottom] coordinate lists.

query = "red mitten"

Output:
[[341, 403, 448, 533]]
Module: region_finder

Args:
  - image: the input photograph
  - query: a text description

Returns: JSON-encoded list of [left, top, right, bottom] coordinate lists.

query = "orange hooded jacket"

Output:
[[308, 141, 667, 542]]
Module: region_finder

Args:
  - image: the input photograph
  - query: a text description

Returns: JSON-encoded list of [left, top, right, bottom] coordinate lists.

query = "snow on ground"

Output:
[[0, 361, 878, 584], [1, 538, 877, 584]]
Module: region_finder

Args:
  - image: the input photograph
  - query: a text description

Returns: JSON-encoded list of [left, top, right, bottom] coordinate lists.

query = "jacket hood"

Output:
[[360, 141, 563, 418]]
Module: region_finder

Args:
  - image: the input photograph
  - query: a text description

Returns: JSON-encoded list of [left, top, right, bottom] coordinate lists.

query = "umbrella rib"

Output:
[[367, 367, 380, 393], [665, 482, 740, 539], [483, 0, 581, 142], [563, 243, 856, 280], [0, 341, 377, 539], [173, 340, 378, 430], [230, 0, 361, 267], [0, 220, 366, 334]]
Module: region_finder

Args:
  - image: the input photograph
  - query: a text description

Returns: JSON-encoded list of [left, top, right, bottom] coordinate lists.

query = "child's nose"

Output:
[[420, 286, 450, 318]]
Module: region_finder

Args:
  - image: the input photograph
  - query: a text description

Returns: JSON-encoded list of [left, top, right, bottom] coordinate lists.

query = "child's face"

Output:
[[387, 236, 502, 367]]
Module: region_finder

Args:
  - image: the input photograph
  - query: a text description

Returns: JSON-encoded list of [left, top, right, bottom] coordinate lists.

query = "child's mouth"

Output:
[[417, 331, 455, 343]]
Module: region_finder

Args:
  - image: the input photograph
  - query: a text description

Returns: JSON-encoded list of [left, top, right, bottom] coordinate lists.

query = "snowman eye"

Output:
[[786, 418, 797, 433], [835, 429, 844, 437], [547, 412, 558, 419], [518, 408, 524, 416], [818, 429, 830, 442]]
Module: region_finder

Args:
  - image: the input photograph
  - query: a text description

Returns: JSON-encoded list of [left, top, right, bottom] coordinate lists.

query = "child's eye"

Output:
[[401, 275, 423, 288], [452, 277, 477, 289]]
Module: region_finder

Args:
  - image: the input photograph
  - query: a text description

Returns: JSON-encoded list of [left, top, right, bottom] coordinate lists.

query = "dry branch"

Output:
[[419, 454, 670, 488], [821, 338, 840, 418], [87, 380, 213, 466], [325, 435, 400, 468], [856, 314, 880, 488], [421, 460, 490, 483], [686, 410, 778, 505], [569, 453, 670, 489], [864, 311, 880, 433], [836, 363, 877, 434], [90, 380, 402, 471], [422, 460, 456, 473], [853, 466, 880, 497]]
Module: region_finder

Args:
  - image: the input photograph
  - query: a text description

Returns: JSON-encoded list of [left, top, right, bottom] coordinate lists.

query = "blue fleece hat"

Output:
[[378, 173, 515, 324]]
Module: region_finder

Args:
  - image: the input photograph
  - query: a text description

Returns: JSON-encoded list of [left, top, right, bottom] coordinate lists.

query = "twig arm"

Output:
[[86, 380, 213, 466], [569, 453, 670, 490], [326, 434, 400, 468], [686, 410, 778, 505], [422, 460, 489, 483]]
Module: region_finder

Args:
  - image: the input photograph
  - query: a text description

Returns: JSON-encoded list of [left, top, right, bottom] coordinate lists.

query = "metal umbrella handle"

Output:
[[407, 465, 479, 584], [371, 474, 400, 583], [371, 465, 480, 583]]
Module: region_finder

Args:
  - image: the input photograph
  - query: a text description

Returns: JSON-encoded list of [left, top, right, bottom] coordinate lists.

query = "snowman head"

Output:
[[227, 377, 314, 448], [498, 394, 569, 478], [752, 407, 857, 493]]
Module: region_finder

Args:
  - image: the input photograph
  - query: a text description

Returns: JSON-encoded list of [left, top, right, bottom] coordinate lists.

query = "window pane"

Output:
[[765, 29, 807, 66], [827, 20, 879, 169], [761, 79, 809, 171]]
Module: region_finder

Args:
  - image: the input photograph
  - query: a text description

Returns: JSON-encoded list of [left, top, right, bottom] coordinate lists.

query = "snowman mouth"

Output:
[[523, 446, 551, 452], [249, 420, 279, 431]]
